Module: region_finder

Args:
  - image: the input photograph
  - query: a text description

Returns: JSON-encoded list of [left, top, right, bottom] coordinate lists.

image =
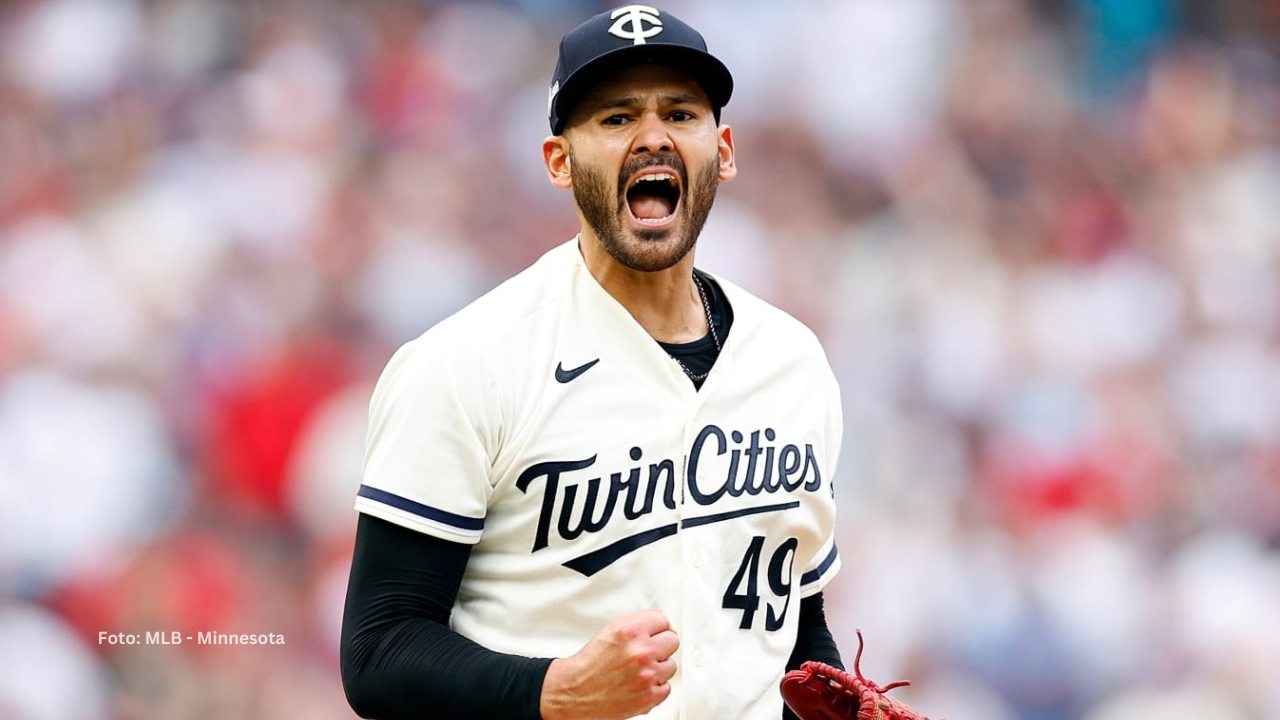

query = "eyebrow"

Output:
[[589, 93, 704, 112]]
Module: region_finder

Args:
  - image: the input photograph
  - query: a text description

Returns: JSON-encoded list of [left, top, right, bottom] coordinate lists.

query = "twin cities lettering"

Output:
[[515, 424, 823, 576]]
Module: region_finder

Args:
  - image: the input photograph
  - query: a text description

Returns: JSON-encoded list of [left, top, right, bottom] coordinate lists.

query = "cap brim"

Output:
[[551, 44, 733, 134]]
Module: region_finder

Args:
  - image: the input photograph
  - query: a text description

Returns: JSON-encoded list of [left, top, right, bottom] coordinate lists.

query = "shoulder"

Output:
[[374, 240, 578, 395], [398, 240, 577, 360], [709, 271, 830, 359]]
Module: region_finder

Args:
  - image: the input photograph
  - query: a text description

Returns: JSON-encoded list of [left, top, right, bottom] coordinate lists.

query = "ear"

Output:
[[717, 124, 737, 182], [542, 135, 573, 189]]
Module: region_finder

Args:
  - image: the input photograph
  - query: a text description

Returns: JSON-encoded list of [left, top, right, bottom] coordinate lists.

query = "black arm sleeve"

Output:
[[782, 592, 845, 720], [340, 513, 553, 720]]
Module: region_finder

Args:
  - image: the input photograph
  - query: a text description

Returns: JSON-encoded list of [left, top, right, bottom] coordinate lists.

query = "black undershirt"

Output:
[[340, 271, 843, 719]]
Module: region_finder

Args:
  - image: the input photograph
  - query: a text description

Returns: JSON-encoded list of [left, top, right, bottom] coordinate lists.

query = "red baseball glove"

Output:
[[780, 630, 933, 720]]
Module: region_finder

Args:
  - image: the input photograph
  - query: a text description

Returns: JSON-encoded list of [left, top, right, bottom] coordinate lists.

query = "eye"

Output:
[[669, 110, 695, 122], [602, 114, 630, 126]]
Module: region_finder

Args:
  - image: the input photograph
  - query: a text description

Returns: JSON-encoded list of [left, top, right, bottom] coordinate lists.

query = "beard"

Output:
[[570, 149, 720, 272]]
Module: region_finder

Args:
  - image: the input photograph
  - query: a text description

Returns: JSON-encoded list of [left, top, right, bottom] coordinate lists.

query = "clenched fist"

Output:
[[539, 609, 680, 720]]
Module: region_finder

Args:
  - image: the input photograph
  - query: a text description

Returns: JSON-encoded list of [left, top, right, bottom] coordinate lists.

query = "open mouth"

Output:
[[625, 170, 682, 226]]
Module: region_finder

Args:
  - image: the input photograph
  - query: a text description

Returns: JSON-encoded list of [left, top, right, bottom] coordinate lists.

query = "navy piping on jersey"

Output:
[[800, 544, 839, 586], [357, 485, 485, 532]]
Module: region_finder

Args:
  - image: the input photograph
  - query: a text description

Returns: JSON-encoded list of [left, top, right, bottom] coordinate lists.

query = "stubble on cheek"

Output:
[[570, 154, 620, 243]]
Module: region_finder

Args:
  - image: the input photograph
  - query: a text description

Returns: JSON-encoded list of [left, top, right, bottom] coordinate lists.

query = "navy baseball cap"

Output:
[[548, 5, 733, 134]]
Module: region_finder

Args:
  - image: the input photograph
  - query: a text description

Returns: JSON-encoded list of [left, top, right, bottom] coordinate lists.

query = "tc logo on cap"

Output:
[[608, 5, 663, 45], [546, 5, 732, 133]]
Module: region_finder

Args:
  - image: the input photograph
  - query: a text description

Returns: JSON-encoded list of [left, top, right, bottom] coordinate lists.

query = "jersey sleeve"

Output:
[[798, 356, 844, 598], [354, 334, 501, 544]]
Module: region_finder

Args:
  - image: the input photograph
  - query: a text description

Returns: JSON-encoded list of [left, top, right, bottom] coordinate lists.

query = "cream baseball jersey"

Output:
[[355, 238, 842, 719]]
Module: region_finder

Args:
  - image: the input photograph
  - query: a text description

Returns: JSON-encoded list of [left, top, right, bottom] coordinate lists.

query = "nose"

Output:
[[631, 112, 673, 156]]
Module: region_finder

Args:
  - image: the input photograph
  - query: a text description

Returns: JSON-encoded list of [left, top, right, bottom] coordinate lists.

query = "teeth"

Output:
[[633, 173, 675, 186]]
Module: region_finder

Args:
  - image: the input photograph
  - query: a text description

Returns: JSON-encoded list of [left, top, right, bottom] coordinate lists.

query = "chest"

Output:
[[485, 362, 833, 571]]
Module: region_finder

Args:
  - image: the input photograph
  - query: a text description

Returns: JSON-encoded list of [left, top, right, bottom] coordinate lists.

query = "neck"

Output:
[[577, 232, 708, 344]]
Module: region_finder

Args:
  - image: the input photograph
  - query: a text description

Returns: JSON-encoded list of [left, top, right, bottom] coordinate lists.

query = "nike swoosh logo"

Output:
[[555, 359, 600, 383]]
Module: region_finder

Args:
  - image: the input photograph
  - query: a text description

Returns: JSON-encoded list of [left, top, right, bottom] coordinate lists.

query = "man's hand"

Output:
[[540, 609, 679, 720]]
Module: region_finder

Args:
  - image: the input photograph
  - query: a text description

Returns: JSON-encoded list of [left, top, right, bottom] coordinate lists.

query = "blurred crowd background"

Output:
[[2, 0, 1279, 718]]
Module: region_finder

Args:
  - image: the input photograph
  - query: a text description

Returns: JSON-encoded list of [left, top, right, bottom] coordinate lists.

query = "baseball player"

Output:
[[341, 6, 867, 719]]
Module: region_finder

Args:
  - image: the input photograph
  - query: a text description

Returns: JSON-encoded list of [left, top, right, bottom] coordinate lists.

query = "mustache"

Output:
[[617, 152, 687, 193]]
